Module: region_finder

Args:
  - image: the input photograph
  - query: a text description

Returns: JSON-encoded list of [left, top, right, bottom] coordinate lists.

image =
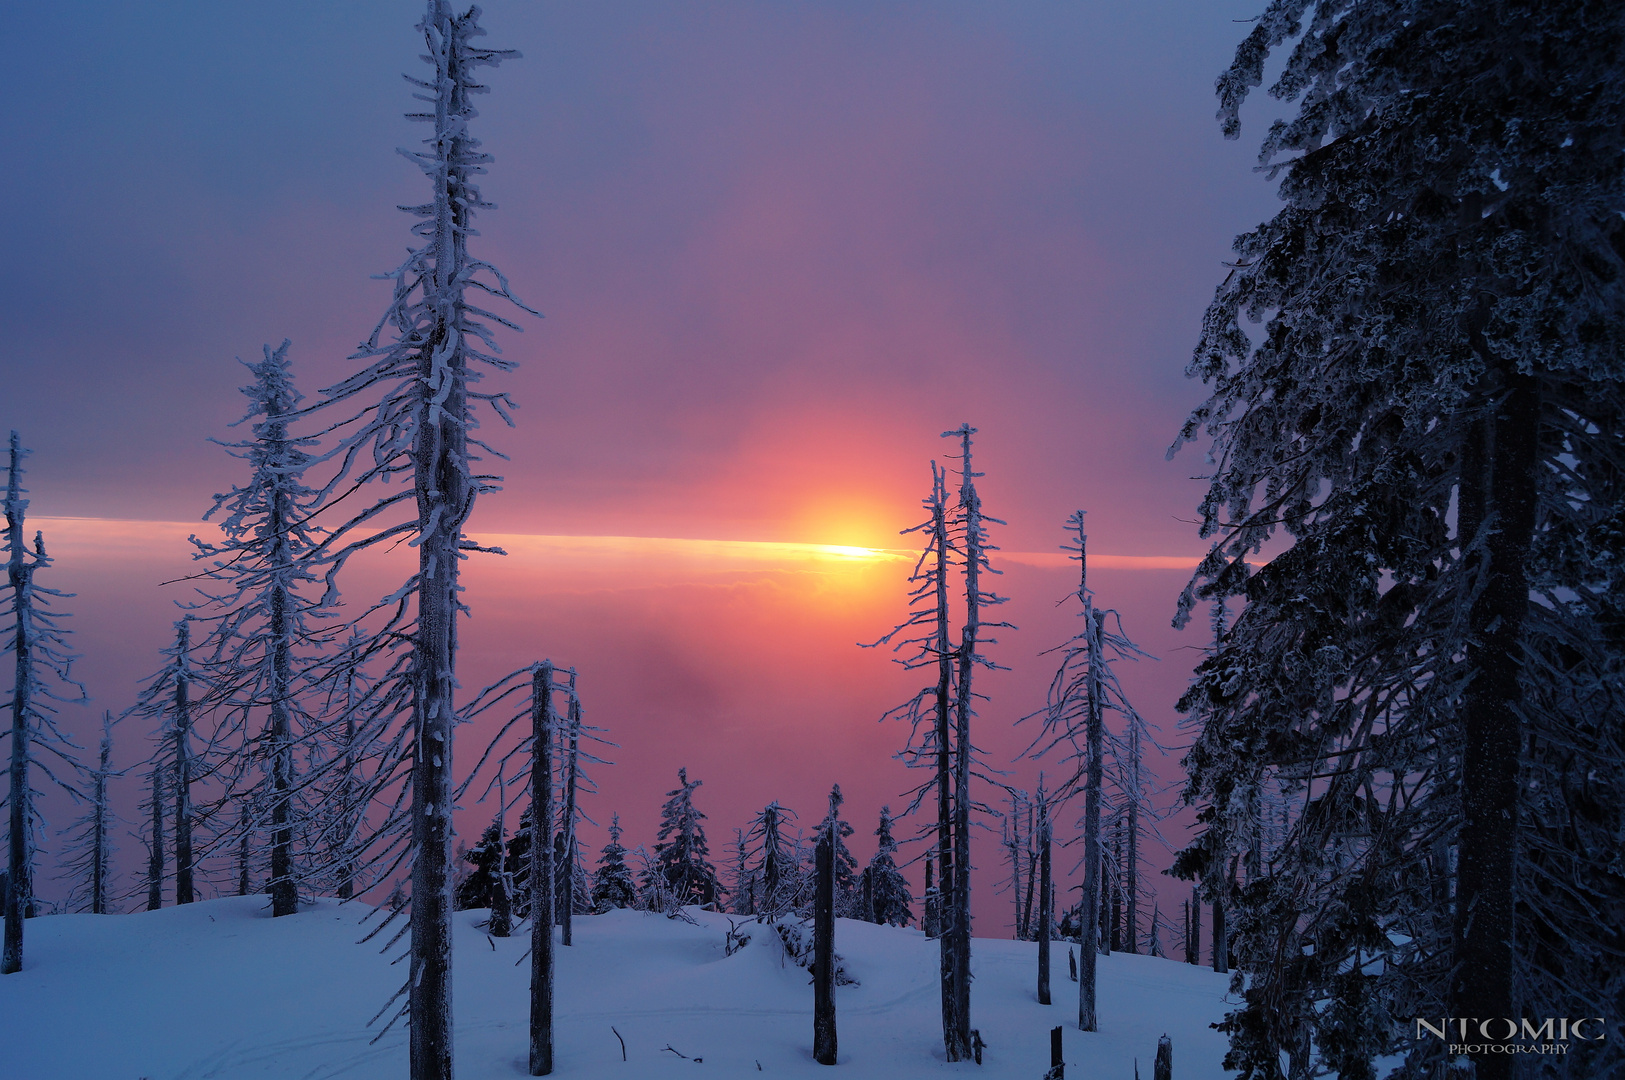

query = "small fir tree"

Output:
[[653, 768, 723, 907], [589, 814, 636, 911]]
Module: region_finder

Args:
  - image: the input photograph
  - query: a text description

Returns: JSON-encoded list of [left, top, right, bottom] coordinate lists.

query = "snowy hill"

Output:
[[0, 898, 1236, 1079]]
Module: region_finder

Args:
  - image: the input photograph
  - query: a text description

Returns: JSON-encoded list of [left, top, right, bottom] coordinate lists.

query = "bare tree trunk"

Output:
[[560, 674, 580, 946], [1189, 887, 1199, 965], [408, 8, 477, 1077], [173, 619, 195, 907], [927, 469, 962, 1059], [268, 486, 297, 917], [146, 767, 165, 912], [238, 803, 252, 897], [1212, 886, 1228, 975], [949, 431, 982, 1061], [3, 438, 30, 973], [1110, 833, 1122, 953], [1126, 729, 1140, 954], [1079, 607, 1104, 1031], [1450, 365, 1537, 1080], [336, 668, 358, 902], [813, 802, 838, 1066], [528, 663, 556, 1076], [1038, 795, 1052, 1006], [91, 715, 112, 914]]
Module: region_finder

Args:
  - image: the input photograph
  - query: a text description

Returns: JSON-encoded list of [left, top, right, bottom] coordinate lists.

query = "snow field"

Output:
[[0, 897, 1236, 1079]]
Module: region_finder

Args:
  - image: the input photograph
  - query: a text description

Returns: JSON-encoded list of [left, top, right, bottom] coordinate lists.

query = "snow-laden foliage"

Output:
[[1172, 3, 1625, 1077], [863, 806, 914, 928], [652, 769, 723, 908], [590, 814, 636, 912], [2, 433, 86, 972]]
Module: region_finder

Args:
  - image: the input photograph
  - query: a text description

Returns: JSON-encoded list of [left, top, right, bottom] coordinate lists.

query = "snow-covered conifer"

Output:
[[744, 801, 796, 920], [589, 814, 636, 912], [863, 806, 912, 928], [653, 768, 722, 907]]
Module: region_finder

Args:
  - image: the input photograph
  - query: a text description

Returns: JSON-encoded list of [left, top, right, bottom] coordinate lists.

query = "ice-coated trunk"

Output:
[[336, 670, 358, 901], [91, 717, 112, 914], [948, 440, 981, 1060], [408, 6, 474, 1077], [3, 436, 31, 974], [560, 677, 580, 946], [1125, 732, 1139, 954], [813, 814, 837, 1065], [1037, 801, 1052, 1006], [1078, 605, 1104, 1031], [238, 803, 252, 896], [528, 663, 555, 1076], [1449, 366, 1537, 1080], [146, 767, 165, 911], [1189, 886, 1200, 965], [173, 620, 195, 906], [928, 473, 963, 1058], [267, 456, 297, 917]]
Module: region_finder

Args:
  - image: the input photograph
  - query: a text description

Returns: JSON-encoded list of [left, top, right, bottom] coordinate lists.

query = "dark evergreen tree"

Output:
[[590, 814, 636, 911], [1171, 3, 1625, 1078], [653, 768, 723, 907], [58, 711, 120, 914], [454, 820, 506, 911], [864, 806, 913, 928]]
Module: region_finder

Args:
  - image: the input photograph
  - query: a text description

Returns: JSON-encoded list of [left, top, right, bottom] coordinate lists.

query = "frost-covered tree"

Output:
[[1023, 511, 1149, 1032], [653, 768, 723, 907], [3, 433, 85, 972], [1171, 3, 1625, 1078], [453, 819, 506, 912], [865, 427, 1008, 1062], [812, 785, 840, 1066], [58, 711, 120, 914], [294, 3, 533, 1074], [191, 340, 327, 918], [142, 766, 165, 912], [590, 814, 636, 912], [745, 801, 796, 920], [864, 806, 913, 928], [131, 619, 204, 906]]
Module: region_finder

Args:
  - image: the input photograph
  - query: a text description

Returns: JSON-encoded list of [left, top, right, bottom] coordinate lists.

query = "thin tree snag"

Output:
[[529, 662, 556, 1076]]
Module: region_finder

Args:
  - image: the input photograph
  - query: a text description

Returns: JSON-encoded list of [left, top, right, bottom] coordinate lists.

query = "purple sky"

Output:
[[3, 1, 1283, 933]]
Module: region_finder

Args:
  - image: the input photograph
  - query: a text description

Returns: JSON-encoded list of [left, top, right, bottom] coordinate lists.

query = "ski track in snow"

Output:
[[0, 897, 1236, 1079]]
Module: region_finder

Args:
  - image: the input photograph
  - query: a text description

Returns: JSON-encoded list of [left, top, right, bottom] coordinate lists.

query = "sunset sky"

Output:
[[2, 1, 1283, 929]]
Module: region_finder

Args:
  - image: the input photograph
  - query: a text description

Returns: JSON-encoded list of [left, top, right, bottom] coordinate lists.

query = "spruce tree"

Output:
[[58, 711, 120, 914], [1172, 3, 1625, 1077], [590, 814, 636, 911], [653, 768, 723, 907]]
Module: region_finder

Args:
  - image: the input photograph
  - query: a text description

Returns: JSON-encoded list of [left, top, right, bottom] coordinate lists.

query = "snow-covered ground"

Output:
[[0, 897, 1236, 1079]]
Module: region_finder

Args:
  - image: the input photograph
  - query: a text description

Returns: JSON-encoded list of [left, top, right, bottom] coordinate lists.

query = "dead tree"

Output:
[[529, 662, 557, 1076], [812, 785, 840, 1066], [1036, 779, 1053, 1006], [145, 766, 165, 911]]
